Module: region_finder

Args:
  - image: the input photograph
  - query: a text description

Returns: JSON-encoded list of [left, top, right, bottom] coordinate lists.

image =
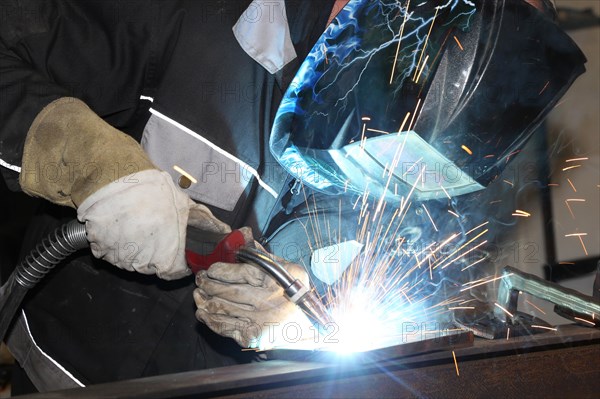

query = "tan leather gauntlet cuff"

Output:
[[19, 97, 155, 208]]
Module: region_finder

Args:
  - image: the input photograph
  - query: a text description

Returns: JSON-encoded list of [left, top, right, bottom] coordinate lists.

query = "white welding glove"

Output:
[[194, 228, 315, 348], [77, 169, 230, 280], [19, 98, 231, 280]]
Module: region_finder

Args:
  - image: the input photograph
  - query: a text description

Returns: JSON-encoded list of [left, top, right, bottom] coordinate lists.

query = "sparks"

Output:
[[367, 128, 391, 135], [453, 35, 464, 50], [448, 209, 459, 218], [564, 233, 589, 255], [408, 98, 422, 131], [494, 303, 514, 318], [525, 300, 546, 315], [452, 351, 460, 376], [461, 145, 473, 155], [460, 274, 513, 292], [397, 112, 412, 133], [538, 81, 550, 95], [564, 199, 585, 219], [465, 221, 489, 236], [578, 235, 589, 256], [531, 325, 558, 332], [415, 55, 430, 84], [461, 256, 486, 271], [389, 0, 411, 84], [421, 204, 438, 232], [414, 7, 439, 81], [512, 209, 531, 218], [565, 233, 588, 237], [172, 165, 198, 184], [440, 240, 487, 270], [566, 157, 588, 162], [574, 316, 596, 326], [434, 230, 488, 270], [440, 185, 451, 200], [267, 0, 488, 354]]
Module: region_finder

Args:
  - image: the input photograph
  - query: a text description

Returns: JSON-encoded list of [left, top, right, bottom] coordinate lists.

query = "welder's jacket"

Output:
[[0, 0, 337, 391]]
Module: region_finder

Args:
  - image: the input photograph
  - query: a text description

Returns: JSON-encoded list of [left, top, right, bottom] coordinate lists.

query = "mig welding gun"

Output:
[[0, 220, 332, 342]]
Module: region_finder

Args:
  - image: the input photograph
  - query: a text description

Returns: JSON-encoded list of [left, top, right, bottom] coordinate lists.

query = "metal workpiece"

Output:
[[23, 326, 600, 398], [495, 266, 600, 326], [266, 330, 474, 364], [236, 247, 334, 329], [594, 261, 600, 300], [453, 304, 553, 340]]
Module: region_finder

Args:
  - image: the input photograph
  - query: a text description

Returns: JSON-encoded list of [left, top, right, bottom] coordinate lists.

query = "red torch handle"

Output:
[[184, 227, 247, 274]]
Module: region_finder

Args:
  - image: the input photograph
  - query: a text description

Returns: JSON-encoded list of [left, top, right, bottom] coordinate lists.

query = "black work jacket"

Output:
[[0, 0, 333, 232]]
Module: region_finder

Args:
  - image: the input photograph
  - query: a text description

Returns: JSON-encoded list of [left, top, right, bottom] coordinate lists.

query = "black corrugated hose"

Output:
[[0, 220, 88, 342]]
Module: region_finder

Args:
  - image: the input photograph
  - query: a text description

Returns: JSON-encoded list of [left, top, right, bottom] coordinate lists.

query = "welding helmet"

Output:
[[270, 0, 586, 202]]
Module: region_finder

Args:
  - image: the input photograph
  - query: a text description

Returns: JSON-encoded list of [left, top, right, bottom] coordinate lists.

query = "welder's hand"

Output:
[[19, 97, 230, 280], [194, 228, 314, 348], [77, 169, 230, 280]]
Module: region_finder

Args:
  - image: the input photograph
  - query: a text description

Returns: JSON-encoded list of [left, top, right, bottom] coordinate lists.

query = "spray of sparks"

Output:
[[260, 0, 597, 352], [260, 0, 506, 352]]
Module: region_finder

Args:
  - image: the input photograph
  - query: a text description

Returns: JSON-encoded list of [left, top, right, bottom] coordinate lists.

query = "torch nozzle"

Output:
[[296, 291, 334, 329]]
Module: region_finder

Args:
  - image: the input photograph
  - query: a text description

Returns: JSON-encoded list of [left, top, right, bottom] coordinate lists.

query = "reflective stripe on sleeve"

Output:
[[0, 158, 21, 173]]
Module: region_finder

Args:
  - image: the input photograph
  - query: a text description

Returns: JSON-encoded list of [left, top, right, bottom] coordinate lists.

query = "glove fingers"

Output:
[[237, 226, 254, 245], [194, 289, 263, 348], [194, 294, 276, 348], [195, 308, 254, 347], [237, 226, 267, 254], [86, 226, 143, 273], [196, 276, 283, 309], [188, 201, 231, 234], [205, 262, 267, 287], [194, 287, 255, 314]]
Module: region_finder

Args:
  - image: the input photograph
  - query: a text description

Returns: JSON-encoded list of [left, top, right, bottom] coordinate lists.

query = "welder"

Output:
[[0, 0, 584, 394]]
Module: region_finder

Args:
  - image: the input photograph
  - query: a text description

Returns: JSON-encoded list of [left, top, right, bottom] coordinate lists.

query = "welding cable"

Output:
[[0, 220, 88, 341]]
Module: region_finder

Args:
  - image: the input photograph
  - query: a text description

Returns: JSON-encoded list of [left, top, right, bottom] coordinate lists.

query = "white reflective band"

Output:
[[149, 108, 278, 198], [0, 158, 21, 173], [140, 95, 154, 102], [21, 311, 86, 387]]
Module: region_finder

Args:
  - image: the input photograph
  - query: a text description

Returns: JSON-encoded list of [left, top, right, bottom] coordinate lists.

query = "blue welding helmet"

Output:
[[270, 0, 586, 202]]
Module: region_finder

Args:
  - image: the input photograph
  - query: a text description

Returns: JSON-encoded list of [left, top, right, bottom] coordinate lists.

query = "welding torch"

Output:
[[0, 221, 332, 343], [185, 226, 333, 330]]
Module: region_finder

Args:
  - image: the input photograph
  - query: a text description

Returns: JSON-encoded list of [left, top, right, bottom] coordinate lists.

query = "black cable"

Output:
[[0, 220, 88, 342]]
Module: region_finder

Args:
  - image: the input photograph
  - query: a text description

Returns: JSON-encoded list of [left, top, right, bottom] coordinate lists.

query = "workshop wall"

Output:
[[503, 0, 599, 325]]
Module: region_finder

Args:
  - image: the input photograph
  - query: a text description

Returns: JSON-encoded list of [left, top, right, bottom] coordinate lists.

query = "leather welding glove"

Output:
[[194, 228, 315, 349], [19, 97, 230, 280]]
